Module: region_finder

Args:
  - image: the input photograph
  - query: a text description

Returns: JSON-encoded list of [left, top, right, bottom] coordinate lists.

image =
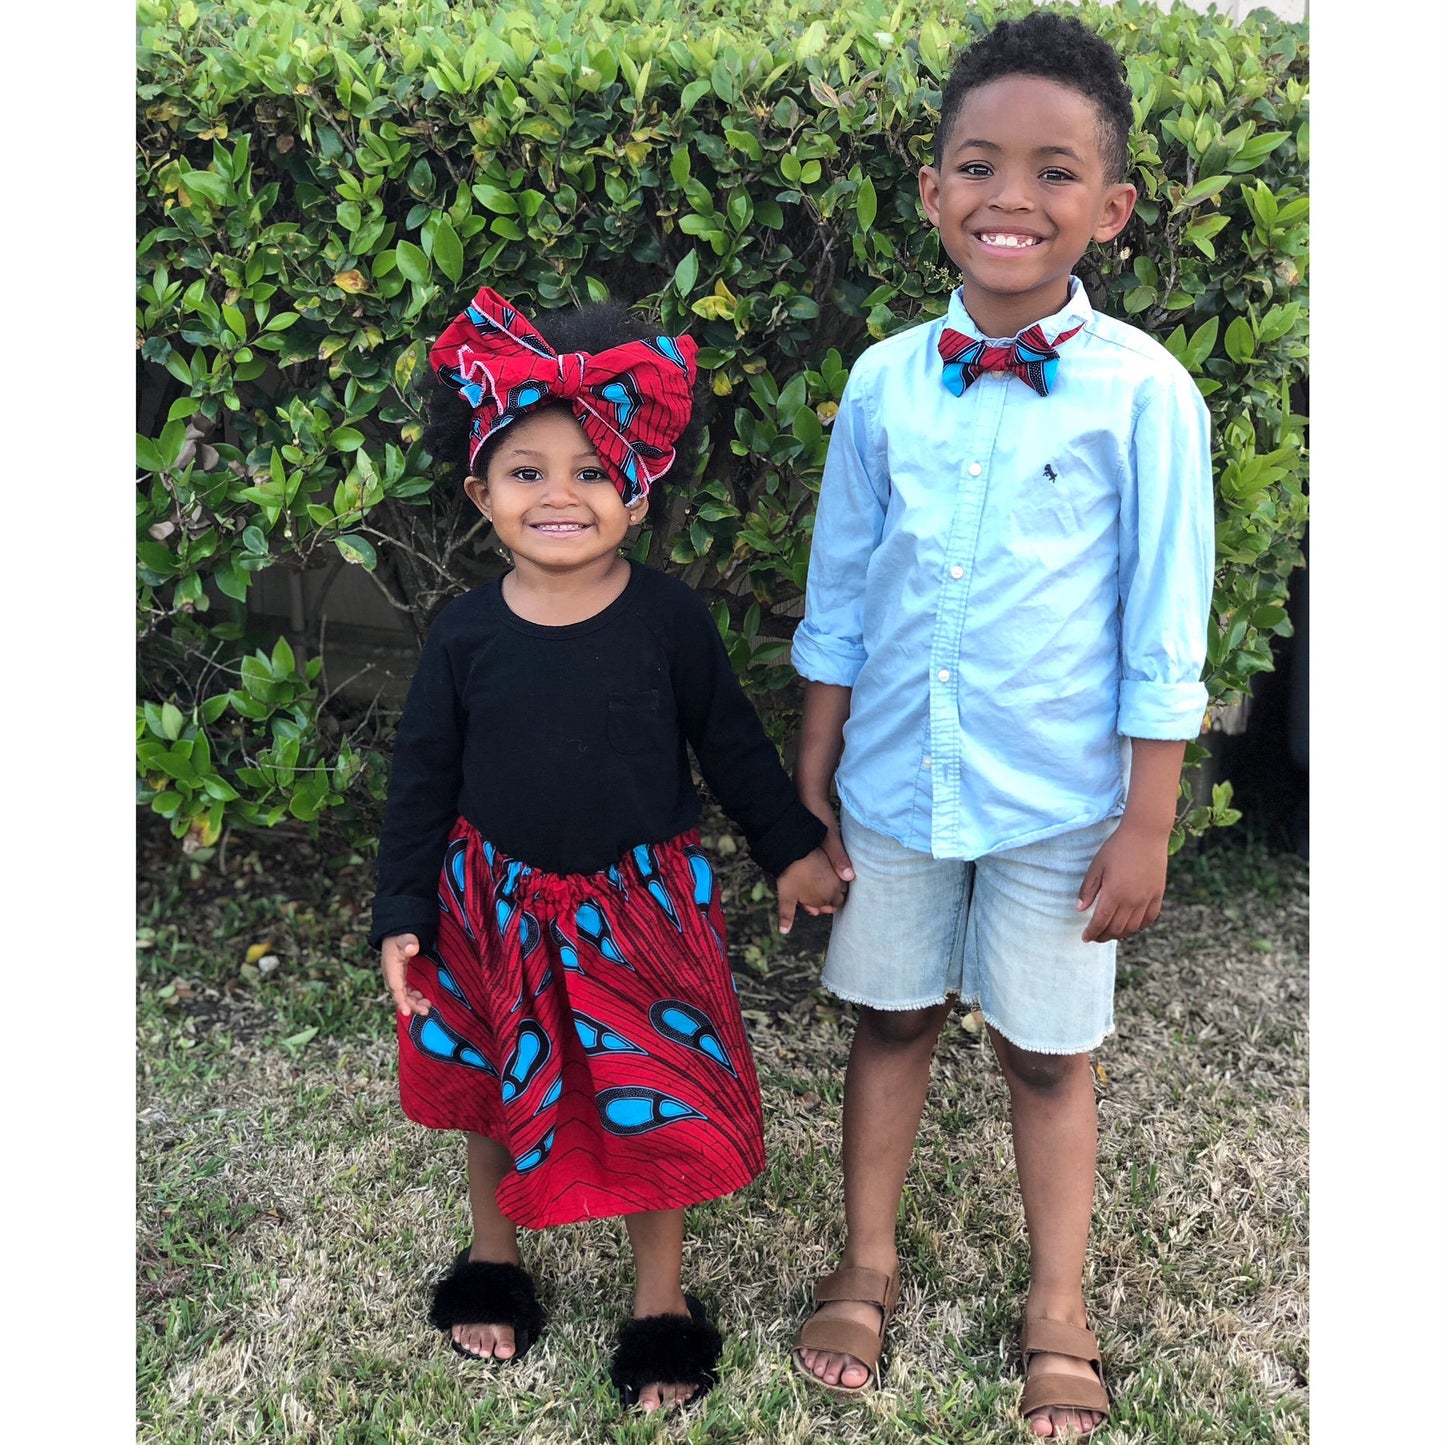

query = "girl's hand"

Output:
[[776, 847, 849, 935], [380, 933, 433, 1017]]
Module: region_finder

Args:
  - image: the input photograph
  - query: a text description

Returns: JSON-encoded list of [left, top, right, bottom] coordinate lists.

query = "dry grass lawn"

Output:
[[137, 827, 1307, 1444]]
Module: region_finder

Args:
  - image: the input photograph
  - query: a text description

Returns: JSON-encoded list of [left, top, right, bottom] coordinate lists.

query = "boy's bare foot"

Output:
[[1019, 1305, 1109, 1437], [794, 1297, 882, 1389], [793, 1256, 899, 1391], [1023, 1348, 1106, 1438]]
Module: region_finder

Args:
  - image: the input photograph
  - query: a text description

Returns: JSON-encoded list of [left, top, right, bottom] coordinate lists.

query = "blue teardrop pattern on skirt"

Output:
[[574, 1011, 647, 1056], [596, 1086, 705, 1135], [409, 1009, 497, 1075], [631, 843, 682, 932], [649, 999, 737, 1078], [514, 1127, 555, 1174], [575, 898, 632, 969], [500, 1019, 552, 1104]]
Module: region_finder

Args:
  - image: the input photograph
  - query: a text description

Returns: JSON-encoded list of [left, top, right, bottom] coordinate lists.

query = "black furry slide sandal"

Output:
[[427, 1249, 546, 1362], [608, 1293, 723, 1409]]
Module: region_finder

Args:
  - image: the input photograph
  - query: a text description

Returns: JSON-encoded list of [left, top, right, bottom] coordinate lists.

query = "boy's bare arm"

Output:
[[794, 681, 856, 882], [1077, 737, 1187, 943]]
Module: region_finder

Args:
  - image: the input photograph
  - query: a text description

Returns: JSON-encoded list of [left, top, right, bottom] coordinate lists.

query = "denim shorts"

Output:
[[819, 810, 1120, 1055]]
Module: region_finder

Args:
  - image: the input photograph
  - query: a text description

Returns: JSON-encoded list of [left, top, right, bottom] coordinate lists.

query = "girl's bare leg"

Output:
[[622, 1207, 694, 1413], [453, 1132, 522, 1359]]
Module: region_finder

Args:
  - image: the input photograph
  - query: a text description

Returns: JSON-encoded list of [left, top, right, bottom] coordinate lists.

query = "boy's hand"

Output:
[[1076, 820, 1169, 943], [776, 847, 849, 935], [380, 933, 433, 1017], [802, 797, 856, 889]]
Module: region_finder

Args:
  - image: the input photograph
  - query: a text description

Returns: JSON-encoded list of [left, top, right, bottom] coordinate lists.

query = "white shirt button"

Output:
[[950, 565, 964, 579], [922, 755, 932, 768], [968, 462, 982, 476], [938, 668, 950, 682]]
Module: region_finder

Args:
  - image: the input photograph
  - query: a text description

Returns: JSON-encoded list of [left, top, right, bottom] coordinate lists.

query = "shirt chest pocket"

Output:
[[607, 689, 667, 756]]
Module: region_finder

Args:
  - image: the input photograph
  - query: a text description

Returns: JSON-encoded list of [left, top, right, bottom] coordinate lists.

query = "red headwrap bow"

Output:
[[428, 286, 698, 507]]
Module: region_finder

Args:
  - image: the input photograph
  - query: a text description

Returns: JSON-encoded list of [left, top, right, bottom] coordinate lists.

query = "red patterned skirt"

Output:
[[396, 817, 765, 1228]]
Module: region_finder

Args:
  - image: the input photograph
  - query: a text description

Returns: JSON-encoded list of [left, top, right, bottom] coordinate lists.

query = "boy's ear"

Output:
[[1092, 181, 1138, 244], [463, 474, 490, 519], [918, 166, 943, 229]]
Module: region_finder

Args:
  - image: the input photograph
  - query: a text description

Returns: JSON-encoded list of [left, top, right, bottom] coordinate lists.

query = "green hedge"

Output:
[[136, 0, 1309, 853]]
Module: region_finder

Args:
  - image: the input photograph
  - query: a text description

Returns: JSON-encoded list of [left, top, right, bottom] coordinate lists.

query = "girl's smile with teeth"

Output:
[[979, 233, 1039, 248], [464, 407, 645, 579]]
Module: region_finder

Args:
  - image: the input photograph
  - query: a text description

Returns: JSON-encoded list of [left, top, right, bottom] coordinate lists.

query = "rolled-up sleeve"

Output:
[[1116, 369, 1215, 740], [791, 366, 890, 685]]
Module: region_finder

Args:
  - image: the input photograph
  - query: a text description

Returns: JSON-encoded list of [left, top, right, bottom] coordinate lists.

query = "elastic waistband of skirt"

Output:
[[450, 815, 705, 900]]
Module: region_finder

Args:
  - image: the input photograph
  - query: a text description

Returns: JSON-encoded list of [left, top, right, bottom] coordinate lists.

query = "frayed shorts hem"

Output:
[[819, 977, 955, 1013], [961, 997, 1116, 1057]]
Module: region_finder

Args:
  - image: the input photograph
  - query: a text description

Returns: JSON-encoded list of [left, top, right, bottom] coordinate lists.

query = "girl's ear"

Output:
[[627, 495, 649, 528], [463, 474, 490, 519]]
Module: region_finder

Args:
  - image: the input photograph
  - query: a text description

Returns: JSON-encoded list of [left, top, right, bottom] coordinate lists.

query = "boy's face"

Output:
[[919, 74, 1136, 339]]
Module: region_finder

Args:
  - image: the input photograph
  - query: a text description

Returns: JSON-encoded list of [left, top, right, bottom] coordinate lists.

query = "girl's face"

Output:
[[465, 407, 645, 576]]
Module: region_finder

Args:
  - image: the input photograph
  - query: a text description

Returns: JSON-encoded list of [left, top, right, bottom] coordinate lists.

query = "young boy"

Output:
[[788, 11, 1213, 1438]]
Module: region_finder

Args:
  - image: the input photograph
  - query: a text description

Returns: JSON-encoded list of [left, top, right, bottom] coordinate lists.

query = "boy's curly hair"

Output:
[[420, 298, 701, 522], [934, 10, 1133, 183]]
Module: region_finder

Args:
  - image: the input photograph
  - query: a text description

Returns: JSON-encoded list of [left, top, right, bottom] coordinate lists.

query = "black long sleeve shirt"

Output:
[[369, 565, 826, 948]]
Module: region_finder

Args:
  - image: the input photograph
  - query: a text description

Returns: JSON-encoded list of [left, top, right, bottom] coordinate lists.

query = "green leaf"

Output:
[[856, 175, 877, 232], [673, 249, 699, 295], [395, 240, 431, 284], [160, 703, 184, 741], [180, 169, 228, 205], [431, 216, 464, 282], [669, 146, 690, 188], [137, 435, 164, 473], [775, 372, 808, 427], [1223, 316, 1256, 363], [1179, 174, 1232, 207], [335, 534, 377, 569], [473, 183, 519, 215]]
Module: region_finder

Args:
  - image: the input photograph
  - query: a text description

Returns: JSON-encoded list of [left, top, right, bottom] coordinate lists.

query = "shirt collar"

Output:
[[947, 276, 1095, 344]]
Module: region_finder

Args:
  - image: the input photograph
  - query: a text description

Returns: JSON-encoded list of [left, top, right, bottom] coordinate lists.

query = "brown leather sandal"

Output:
[[1019, 1316, 1110, 1434], [790, 1264, 901, 1395]]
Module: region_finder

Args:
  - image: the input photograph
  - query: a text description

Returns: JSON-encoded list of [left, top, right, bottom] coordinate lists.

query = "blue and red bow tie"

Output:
[[938, 321, 1083, 398]]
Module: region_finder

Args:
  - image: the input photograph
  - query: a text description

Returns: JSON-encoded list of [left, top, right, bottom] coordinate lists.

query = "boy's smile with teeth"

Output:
[[918, 74, 1135, 338]]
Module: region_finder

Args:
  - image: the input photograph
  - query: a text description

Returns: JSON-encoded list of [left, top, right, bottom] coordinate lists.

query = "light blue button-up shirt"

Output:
[[791, 280, 1214, 860]]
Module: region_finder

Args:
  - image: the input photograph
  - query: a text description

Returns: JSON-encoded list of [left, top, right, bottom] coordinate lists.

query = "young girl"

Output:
[[370, 285, 846, 1413]]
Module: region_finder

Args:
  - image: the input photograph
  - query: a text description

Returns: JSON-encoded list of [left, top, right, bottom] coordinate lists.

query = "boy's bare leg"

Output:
[[622, 1207, 694, 1412], [455, 1132, 523, 1358], [989, 1029, 1105, 1439], [797, 1001, 951, 1388]]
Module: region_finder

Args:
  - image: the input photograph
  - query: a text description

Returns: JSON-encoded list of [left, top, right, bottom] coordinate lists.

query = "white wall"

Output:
[[1161, 0, 1307, 19]]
